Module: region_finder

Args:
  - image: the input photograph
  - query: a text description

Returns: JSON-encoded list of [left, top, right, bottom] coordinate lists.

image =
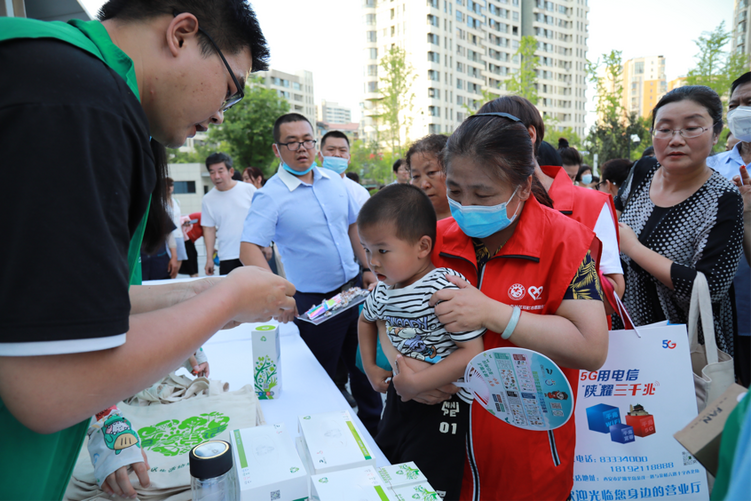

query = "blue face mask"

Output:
[[580, 173, 593, 185], [321, 156, 349, 174], [281, 161, 316, 176], [447, 186, 521, 238]]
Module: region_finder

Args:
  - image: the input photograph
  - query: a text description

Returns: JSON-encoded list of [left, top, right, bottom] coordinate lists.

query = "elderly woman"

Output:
[[406, 134, 451, 220], [616, 86, 744, 355]]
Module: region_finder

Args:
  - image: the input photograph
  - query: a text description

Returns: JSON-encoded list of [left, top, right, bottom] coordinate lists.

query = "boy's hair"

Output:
[[358, 184, 436, 249], [98, 0, 270, 72], [273, 113, 312, 143]]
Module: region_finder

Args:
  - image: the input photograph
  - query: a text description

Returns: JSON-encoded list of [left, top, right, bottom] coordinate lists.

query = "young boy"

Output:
[[357, 184, 485, 500]]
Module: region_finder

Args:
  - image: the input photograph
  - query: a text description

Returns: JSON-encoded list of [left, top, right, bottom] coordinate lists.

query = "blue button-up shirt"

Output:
[[241, 166, 360, 293], [707, 143, 750, 337], [707, 142, 745, 179]]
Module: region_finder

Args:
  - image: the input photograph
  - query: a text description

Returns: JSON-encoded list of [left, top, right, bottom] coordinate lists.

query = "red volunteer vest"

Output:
[[432, 196, 596, 501], [541, 165, 617, 236]]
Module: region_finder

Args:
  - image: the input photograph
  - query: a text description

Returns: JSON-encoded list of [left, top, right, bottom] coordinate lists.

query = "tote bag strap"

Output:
[[688, 272, 720, 365], [611, 292, 641, 337]]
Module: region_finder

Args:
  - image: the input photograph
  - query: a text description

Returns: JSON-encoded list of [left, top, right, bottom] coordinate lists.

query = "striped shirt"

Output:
[[362, 267, 486, 402]]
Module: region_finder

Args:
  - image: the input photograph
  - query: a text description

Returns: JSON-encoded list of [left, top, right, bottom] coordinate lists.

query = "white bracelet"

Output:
[[501, 306, 521, 340]]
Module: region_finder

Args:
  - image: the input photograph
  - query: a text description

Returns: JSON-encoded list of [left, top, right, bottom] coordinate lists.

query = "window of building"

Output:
[[428, 70, 440, 81], [367, 31, 377, 42], [429, 124, 440, 134], [367, 81, 378, 92], [428, 14, 439, 26], [635, 61, 644, 74], [173, 181, 196, 194], [429, 106, 440, 117], [428, 51, 440, 62], [428, 33, 440, 45], [365, 13, 376, 25], [369, 48, 378, 59], [428, 87, 440, 99], [367, 64, 378, 76]]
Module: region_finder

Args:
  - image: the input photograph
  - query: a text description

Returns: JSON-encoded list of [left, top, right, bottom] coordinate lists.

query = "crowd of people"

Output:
[[0, 0, 749, 499]]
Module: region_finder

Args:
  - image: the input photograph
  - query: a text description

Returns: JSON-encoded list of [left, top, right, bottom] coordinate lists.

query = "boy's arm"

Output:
[[358, 313, 392, 393], [392, 336, 484, 402]]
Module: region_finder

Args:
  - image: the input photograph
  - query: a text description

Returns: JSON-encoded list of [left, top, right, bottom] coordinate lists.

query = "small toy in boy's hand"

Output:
[[298, 287, 370, 325]]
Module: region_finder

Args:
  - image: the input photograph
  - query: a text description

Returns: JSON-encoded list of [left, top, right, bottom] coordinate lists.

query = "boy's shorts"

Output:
[[375, 383, 470, 500]]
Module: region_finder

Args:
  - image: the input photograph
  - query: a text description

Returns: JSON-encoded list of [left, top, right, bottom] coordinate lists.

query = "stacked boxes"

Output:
[[253, 324, 281, 399], [586, 403, 656, 445], [297, 410, 376, 475], [309, 462, 438, 501], [230, 423, 308, 501]]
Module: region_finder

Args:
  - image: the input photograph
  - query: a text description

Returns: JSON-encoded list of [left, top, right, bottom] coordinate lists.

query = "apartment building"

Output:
[[361, 0, 590, 145], [621, 56, 667, 120], [318, 101, 353, 124], [256, 69, 316, 127], [731, 0, 751, 60]]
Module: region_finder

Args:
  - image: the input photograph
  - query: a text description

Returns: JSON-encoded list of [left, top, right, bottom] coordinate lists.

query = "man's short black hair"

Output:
[[357, 184, 436, 249], [392, 158, 405, 173], [98, 0, 270, 72], [321, 130, 350, 149], [731, 72, 751, 97], [273, 113, 312, 144], [205, 152, 233, 171]]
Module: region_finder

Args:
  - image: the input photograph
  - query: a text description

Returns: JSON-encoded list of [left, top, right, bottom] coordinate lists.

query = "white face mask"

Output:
[[728, 106, 751, 143]]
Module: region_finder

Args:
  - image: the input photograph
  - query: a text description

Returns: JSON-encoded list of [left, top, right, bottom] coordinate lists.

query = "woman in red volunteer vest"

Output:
[[477, 97, 625, 307], [429, 113, 609, 500]]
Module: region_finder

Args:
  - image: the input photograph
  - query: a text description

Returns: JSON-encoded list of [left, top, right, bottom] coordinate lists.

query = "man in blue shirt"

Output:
[[240, 113, 382, 434], [707, 72, 751, 387]]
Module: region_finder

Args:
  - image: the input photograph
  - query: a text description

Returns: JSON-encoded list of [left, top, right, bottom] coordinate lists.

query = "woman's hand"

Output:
[[429, 274, 490, 333], [618, 222, 640, 256], [394, 354, 459, 405], [101, 448, 150, 498]]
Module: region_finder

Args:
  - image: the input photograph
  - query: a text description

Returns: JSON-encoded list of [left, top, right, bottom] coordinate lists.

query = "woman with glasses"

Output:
[[616, 86, 744, 355]]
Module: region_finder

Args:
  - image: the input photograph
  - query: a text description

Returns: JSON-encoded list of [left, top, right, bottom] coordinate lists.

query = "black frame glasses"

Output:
[[278, 140, 317, 152], [196, 26, 244, 112]]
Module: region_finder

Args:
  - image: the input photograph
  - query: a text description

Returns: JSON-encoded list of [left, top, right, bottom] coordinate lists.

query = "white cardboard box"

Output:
[[252, 324, 281, 399], [309, 462, 439, 501], [230, 423, 308, 501], [298, 410, 375, 475]]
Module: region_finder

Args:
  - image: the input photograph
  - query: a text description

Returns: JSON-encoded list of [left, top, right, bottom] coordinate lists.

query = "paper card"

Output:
[[461, 347, 573, 430], [297, 288, 369, 325]]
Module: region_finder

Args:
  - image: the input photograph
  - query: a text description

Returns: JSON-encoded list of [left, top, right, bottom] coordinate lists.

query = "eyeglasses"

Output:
[[278, 140, 317, 151], [651, 125, 716, 140], [196, 26, 244, 112]]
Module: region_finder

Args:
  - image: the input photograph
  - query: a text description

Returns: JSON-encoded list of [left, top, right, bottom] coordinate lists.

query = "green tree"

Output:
[[199, 75, 290, 177], [505, 35, 540, 105], [686, 22, 749, 100], [349, 139, 396, 187], [585, 50, 651, 163], [371, 46, 416, 156]]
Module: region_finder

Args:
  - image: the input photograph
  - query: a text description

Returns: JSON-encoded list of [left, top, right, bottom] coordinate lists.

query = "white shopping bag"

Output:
[[571, 321, 710, 501]]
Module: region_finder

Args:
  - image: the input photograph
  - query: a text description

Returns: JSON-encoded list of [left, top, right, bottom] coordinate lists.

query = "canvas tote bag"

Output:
[[689, 272, 735, 413], [65, 377, 263, 501]]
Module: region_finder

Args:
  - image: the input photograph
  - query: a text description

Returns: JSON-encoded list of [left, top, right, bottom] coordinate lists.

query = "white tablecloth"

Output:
[[201, 321, 390, 466]]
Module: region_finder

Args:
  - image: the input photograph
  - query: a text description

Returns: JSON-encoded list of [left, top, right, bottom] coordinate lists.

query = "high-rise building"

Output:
[[361, 0, 590, 146], [318, 101, 353, 124], [731, 0, 751, 60], [621, 56, 667, 120], [256, 69, 316, 127]]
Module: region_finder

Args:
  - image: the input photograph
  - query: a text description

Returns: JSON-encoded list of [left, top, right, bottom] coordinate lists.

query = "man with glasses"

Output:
[[0, 2, 297, 498], [240, 113, 383, 436]]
